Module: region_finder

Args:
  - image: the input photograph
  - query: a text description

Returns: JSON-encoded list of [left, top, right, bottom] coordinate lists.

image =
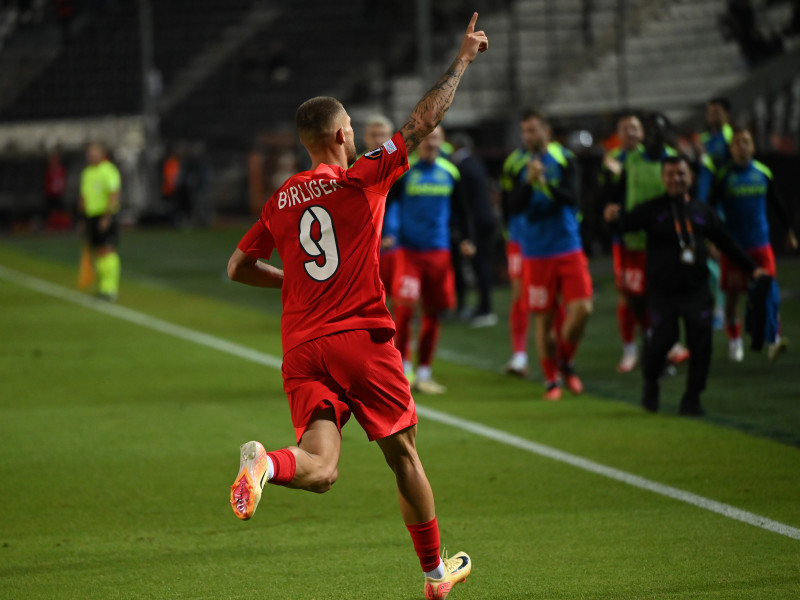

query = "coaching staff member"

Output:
[[604, 155, 767, 416]]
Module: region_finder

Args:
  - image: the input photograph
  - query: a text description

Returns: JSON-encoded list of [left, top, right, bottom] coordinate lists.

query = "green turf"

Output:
[[1, 229, 799, 599]]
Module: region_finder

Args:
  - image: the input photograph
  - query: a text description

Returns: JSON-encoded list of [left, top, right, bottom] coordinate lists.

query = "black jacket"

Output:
[[612, 193, 758, 297], [452, 148, 497, 233]]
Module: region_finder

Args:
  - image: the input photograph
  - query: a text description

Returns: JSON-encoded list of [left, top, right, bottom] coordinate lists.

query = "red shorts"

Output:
[[282, 330, 417, 443], [380, 248, 400, 297], [612, 243, 647, 296], [720, 245, 776, 292], [522, 250, 593, 313], [506, 240, 523, 280], [393, 248, 455, 311]]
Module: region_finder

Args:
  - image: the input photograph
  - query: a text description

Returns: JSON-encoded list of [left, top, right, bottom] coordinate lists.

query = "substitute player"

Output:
[[79, 141, 121, 300], [711, 128, 798, 361], [226, 14, 487, 600], [500, 111, 537, 376], [598, 113, 646, 372], [508, 110, 592, 401], [699, 97, 734, 170], [391, 125, 474, 394]]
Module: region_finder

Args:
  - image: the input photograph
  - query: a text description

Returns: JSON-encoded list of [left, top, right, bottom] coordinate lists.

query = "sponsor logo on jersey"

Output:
[[383, 139, 397, 154]]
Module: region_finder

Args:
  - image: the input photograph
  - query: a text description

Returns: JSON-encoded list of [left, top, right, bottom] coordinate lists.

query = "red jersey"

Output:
[[238, 132, 409, 354]]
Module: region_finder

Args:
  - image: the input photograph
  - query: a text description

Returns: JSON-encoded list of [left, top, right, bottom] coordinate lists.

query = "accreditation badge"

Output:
[[680, 247, 695, 265]]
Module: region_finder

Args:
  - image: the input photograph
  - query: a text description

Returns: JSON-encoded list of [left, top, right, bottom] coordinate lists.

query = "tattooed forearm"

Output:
[[401, 57, 469, 154]]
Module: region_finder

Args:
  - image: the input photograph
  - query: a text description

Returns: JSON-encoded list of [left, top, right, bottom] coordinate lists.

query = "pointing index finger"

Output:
[[467, 12, 478, 33]]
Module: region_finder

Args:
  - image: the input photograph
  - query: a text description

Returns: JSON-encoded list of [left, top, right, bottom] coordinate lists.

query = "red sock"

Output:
[[725, 319, 741, 340], [510, 297, 529, 353], [418, 314, 440, 367], [266, 449, 296, 486], [541, 357, 559, 383], [393, 304, 414, 360], [617, 302, 636, 344], [558, 340, 578, 365], [406, 516, 441, 572]]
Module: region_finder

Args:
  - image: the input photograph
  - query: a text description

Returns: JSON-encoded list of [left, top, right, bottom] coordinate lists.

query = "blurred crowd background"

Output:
[[0, 0, 798, 259]]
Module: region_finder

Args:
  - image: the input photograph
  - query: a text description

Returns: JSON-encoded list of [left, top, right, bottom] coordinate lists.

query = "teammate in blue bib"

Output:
[[508, 110, 593, 401], [710, 128, 797, 362], [391, 126, 474, 394]]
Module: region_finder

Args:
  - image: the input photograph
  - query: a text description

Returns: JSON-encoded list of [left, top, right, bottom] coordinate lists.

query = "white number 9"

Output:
[[299, 206, 340, 281]]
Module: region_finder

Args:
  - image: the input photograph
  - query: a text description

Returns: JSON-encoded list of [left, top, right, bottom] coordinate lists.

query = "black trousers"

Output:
[[451, 226, 495, 316], [642, 287, 714, 410], [470, 224, 495, 315]]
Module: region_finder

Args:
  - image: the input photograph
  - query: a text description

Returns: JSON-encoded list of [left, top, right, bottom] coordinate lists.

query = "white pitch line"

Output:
[[0, 265, 282, 369], [2, 264, 799, 542]]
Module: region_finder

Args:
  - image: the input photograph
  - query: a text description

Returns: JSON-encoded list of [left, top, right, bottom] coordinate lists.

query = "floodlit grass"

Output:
[[1, 229, 799, 599]]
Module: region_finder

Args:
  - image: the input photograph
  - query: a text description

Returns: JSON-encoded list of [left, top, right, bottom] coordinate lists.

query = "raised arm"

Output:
[[400, 12, 488, 154]]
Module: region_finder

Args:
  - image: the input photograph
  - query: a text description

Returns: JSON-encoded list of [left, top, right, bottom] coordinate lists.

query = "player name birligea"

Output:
[[277, 178, 343, 210]]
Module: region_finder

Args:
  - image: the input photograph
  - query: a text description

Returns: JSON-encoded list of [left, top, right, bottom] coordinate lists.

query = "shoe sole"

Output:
[[230, 441, 265, 521], [412, 383, 447, 395], [505, 367, 529, 377]]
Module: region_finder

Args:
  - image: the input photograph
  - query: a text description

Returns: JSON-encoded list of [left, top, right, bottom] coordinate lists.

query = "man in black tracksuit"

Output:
[[604, 156, 767, 415]]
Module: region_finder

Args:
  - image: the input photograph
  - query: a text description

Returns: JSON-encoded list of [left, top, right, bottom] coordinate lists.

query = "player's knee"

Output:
[[309, 465, 338, 494], [571, 299, 593, 320]]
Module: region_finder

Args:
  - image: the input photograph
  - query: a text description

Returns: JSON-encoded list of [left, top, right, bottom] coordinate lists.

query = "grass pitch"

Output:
[[1, 228, 799, 599]]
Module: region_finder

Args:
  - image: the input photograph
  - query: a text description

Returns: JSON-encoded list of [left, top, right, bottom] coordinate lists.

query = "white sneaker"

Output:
[[469, 313, 498, 328], [667, 343, 690, 365], [768, 337, 788, 361], [505, 353, 528, 377], [412, 378, 447, 395], [728, 338, 744, 362], [617, 344, 638, 373]]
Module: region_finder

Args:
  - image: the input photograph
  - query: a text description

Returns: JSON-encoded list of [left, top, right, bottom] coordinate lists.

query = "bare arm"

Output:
[[108, 191, 120, 214], [227, 248, 284, 288], [400, 12, 488, 154]]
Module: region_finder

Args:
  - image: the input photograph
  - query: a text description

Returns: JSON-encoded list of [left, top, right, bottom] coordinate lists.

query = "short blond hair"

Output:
[[295, 96, 345, 149]]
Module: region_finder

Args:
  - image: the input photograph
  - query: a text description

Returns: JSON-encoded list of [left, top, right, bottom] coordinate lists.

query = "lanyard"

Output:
[[670, 200, 695, 250]]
